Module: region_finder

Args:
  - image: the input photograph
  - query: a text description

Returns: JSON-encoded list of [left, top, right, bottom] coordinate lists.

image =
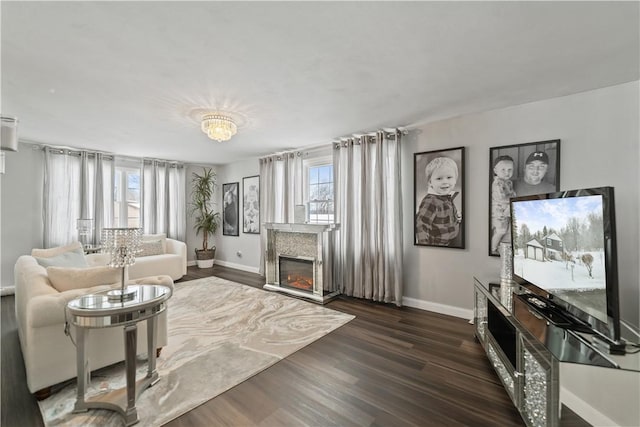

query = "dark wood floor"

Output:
[[1, 265, 589, 427]]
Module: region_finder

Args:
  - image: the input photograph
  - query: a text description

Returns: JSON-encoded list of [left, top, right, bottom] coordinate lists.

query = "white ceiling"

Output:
[[2, 1, 638, 165]]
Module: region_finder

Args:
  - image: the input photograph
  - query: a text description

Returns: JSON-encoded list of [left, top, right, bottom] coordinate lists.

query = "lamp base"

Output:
[[107, 286, 137, 302]]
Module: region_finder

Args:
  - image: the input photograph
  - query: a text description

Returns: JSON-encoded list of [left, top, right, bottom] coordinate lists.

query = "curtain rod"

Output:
[[332, 127, 409, 145], [23, 140, 183, 165], [260, 127, 409, 160], [259, 143, 332, 161]]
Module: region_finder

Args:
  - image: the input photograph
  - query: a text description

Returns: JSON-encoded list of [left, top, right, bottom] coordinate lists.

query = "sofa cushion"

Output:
[[34, 247, 88, 269], [139, 239, 164, 257], [32, 241, 83, 258], [142, 233, 167, 253], [47, 266, 120, 292]]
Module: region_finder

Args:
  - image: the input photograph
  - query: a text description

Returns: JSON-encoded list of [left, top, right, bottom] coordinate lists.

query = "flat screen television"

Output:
[[510, 186, 621, 344]]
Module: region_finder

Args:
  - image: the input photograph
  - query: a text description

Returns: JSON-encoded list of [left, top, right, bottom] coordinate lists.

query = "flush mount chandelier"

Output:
[[201, 114, 237, 142]]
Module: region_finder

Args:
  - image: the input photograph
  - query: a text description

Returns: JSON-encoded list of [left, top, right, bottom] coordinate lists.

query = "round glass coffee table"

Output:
[[66, 284, 172, 426]]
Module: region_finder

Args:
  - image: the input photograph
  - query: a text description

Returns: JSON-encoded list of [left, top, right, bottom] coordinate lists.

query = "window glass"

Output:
[[310, 168, 319, 185], [307, 163, 334, 223], [318, 165, 332, 183]]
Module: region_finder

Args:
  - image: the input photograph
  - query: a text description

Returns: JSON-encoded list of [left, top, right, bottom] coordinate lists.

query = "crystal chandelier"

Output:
[[201, 114, 237, 142]]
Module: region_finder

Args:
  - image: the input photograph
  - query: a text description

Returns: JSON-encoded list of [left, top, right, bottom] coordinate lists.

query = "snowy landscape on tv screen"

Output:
[[512, 195, 606, 293]]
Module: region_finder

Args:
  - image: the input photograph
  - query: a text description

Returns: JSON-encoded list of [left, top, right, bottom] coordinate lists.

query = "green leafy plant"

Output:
[[190, 168, 221, 253]]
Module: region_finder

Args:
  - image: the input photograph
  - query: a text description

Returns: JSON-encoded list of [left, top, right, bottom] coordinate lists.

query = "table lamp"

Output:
[[102, 227, 142, 301], [76, 218, 94, 249]]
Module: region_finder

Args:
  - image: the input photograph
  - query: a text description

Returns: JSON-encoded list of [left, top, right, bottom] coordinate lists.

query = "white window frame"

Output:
[[303, 155, 334, 224]]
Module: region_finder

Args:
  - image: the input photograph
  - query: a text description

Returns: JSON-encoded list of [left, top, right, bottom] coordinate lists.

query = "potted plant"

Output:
[[190, 168, 221, 268]]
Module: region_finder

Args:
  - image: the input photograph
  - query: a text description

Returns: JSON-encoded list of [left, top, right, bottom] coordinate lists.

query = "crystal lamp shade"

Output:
[[201, 114, 237, 142], [101, 227, 142, 268]]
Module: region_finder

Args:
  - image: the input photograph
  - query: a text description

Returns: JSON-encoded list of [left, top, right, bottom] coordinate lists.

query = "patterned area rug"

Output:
[[38, 277, 354, 426]]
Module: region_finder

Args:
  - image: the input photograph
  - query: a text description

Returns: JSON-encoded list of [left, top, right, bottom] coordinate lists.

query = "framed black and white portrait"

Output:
[[414, 146, 465, 249], [488, 139, 560, 256], [242, 175, 260, 234], [222, 182, 239, 236]]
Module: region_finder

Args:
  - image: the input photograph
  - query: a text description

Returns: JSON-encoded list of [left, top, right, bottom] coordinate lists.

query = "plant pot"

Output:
[[195, 248, 216, 269], [196, 259, 214, 268]]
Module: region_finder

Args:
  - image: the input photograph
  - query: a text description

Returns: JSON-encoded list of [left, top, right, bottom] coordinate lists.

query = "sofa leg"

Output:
[[156, 347, 162, 358], [34, 387, 52, 400]]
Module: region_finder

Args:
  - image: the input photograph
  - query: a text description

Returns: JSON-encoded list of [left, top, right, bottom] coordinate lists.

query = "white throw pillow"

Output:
[[47, 266, 120, 292], [138, 240, 165, 257], [142, 233, 167, 253], [32, 241, 83, 258], [34, 244, 88, 269]]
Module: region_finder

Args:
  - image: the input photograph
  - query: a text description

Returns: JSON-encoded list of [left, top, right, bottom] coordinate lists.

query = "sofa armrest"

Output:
[[28, 284, 118, 328], [166, 239, 187, 275], [166, 238, 186, 255]]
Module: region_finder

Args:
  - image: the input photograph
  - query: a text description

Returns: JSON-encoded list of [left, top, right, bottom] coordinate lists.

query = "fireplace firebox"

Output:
[[279, 256, 314, 292]]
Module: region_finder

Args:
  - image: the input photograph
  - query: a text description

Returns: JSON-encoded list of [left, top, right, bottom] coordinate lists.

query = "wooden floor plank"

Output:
[[1, 265, 590, 427]]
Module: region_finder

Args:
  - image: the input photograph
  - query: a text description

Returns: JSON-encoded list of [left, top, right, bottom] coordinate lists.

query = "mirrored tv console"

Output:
[[473, 276, 639, 427]]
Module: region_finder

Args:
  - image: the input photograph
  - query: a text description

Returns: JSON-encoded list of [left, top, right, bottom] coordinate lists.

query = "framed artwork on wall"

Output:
[[414, 146, 465, 249], [242, 175, 260, 234], [488, 139, 561, 256], [222, 182, 239, 236]]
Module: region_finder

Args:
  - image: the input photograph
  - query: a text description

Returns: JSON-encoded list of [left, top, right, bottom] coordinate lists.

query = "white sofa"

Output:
[[87, 237, 187, 282], [14, 242, 181, 396]]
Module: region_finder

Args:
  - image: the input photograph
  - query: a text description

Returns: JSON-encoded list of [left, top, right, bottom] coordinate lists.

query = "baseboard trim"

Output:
[[402, 296, 473, 320], [184, 269, 472, 318], [561, 386, 617, 427], [1, 286, 16, 296], [214, 260, 261, 274], [187, 259, 260, 274]]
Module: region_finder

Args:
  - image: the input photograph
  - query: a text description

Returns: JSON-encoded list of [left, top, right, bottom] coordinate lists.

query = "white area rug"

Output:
[[38, 277, 354, 426]]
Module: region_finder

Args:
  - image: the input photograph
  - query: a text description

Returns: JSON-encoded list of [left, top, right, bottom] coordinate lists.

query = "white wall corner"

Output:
[[402, 296, 474, 320]]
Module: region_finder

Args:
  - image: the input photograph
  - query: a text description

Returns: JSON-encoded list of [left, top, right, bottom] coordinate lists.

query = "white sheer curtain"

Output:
[[92, 153, 114, 244], [43, 147, 114, 248], [258, 151, 304, 274], [333, 130, 404, 305], [141, 159, 186, 241]]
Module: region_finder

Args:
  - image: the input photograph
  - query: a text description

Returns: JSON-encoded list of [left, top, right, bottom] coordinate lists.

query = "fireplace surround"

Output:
[[264, 223, 340, 303]]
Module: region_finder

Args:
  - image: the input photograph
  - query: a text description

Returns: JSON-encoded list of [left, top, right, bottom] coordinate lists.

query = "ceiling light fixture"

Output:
[[201, 114, 237, 142]]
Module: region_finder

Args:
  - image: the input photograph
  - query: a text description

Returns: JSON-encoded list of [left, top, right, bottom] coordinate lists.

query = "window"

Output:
[[305, 159, 334, 224], [114, 166, 141, 227]]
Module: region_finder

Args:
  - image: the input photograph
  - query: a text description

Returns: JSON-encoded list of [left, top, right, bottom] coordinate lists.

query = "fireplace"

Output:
[[263, 222, 340, 304], [279, 256, 314, 293]]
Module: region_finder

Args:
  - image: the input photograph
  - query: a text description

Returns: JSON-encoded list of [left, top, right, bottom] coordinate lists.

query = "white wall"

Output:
[[402, 81, 640, 330], [1, 143, 44, 289], [213, 158, 261, 273]]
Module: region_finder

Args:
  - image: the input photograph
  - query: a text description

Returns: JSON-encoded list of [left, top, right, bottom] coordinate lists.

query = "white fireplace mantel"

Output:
[[263, 222, 340, 304]]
